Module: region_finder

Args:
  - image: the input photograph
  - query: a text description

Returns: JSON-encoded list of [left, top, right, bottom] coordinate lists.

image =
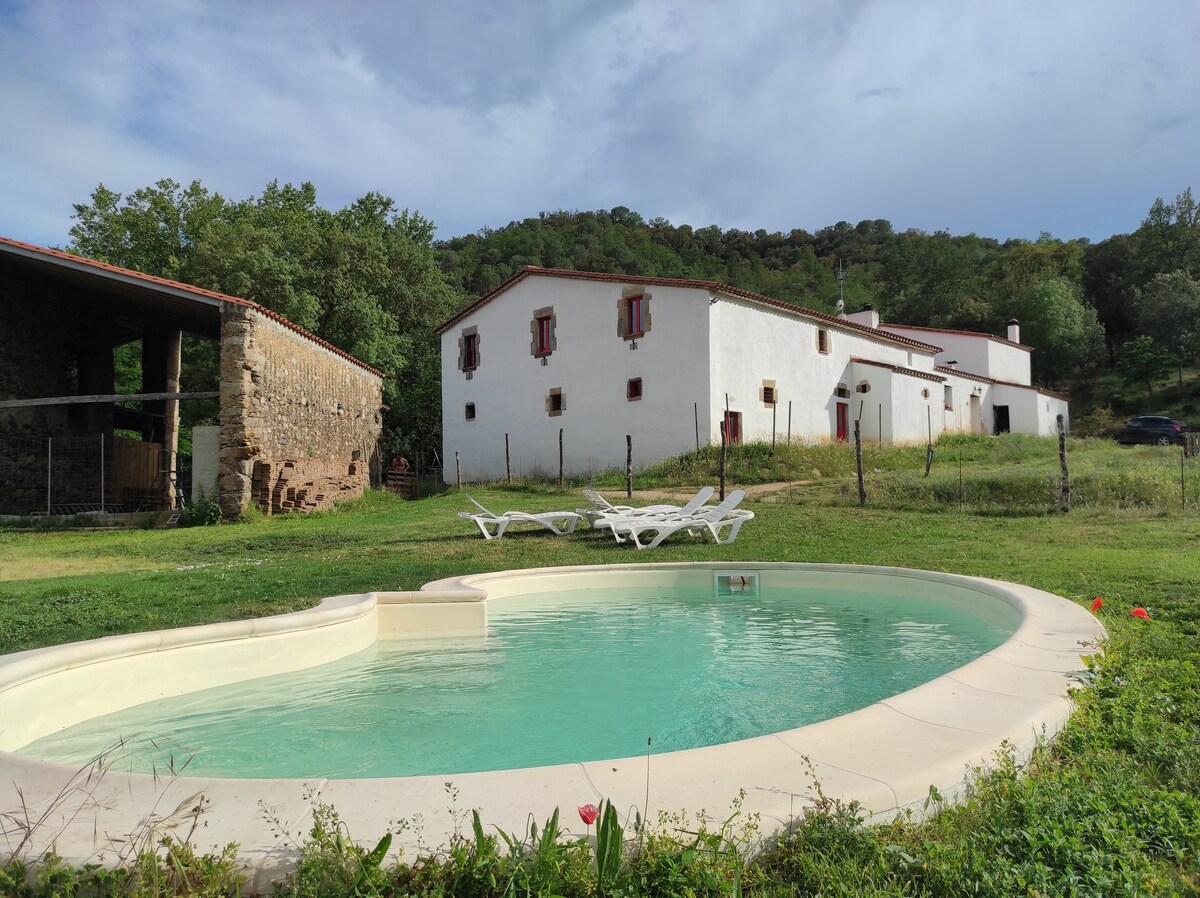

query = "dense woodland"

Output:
[[66, 181, 1200, 457]]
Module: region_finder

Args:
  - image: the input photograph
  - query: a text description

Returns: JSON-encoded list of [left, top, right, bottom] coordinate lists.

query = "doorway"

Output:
[[994, 405, 1010, 434], [836, 402, 849, 441], [969, 394, 982, 434]]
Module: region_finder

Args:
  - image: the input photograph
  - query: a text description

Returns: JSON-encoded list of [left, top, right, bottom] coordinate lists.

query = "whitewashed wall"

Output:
[[709, 299, 931, 444], [940, 374, 989, 434], [881, 327, 1032, 385], [441, 278, 712, 482], [994, 385, 1070, 436]]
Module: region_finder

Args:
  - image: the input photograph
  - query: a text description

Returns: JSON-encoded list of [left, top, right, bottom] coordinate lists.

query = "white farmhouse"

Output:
[[437, 268, 1069, 482]]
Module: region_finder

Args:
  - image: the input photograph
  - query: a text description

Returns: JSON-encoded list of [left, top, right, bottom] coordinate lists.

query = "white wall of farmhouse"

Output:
[[440, 278, 713, 481], [881, 326, 1032, 384], [708, 298, 934, 444]]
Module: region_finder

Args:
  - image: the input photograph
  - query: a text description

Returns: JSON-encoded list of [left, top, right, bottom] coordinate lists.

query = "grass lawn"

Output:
[[2, 436, 1199, 895], [3, 436, 1198, 653]]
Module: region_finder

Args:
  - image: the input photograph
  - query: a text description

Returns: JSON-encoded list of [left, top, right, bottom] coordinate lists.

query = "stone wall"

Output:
[[218, 305, 384, 518]]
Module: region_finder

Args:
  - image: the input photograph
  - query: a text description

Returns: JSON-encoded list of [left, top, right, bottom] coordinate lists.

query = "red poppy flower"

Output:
[[1090, 597, 1103, 613], [578, 803, 599, 825], [1130, 607, 1151, 620]]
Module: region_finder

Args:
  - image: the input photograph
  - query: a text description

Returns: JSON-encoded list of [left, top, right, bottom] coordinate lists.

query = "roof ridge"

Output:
[[436, 265, 944, 352]]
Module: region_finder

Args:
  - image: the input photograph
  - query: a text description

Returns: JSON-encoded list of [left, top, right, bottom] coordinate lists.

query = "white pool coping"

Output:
[[0, 562, 1104, 891]]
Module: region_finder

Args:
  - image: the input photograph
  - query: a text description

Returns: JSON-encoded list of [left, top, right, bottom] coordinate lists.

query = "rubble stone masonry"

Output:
[[218, 304, 384, 518]]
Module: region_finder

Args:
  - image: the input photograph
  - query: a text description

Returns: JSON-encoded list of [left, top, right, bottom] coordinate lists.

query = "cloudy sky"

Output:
[[1, 0, 1197, 250]]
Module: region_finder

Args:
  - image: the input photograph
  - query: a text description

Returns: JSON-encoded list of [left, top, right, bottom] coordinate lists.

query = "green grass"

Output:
[[1, 436, 1199, 895]]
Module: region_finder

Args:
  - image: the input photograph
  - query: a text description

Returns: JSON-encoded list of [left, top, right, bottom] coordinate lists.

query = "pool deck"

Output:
[[0, 563, 1104, 892]]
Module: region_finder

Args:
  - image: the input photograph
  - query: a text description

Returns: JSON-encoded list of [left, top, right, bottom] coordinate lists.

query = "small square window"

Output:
[[835, 384, 850, 399], [627, 377, 643, 400], [816, 328, 829, 354], [546, 387, 564, 417], [763, 386, 775, 405], [465, 402, 476, 421]]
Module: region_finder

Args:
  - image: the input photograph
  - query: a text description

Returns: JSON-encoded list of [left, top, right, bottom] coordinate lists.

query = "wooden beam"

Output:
[[0, 391, 219, 409]]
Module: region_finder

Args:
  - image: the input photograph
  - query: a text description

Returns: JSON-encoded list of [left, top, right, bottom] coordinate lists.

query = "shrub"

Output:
[[179, 493, 221, 527]]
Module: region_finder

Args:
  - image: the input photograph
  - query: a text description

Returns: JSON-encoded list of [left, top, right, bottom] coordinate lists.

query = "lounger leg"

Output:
[[475, 518, 508, 539]]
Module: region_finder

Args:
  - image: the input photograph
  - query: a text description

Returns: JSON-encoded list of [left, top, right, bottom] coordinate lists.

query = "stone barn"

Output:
[[0, 237, 384, 519]]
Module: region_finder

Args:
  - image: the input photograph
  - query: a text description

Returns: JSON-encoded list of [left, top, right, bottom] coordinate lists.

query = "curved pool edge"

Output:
[[0, 563, 1105, 891]]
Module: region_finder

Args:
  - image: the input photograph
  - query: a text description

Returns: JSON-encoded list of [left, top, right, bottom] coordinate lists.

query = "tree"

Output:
[[69, 179, 462, 456], [1137, 187, 1200, 278], [1002, 279, 1105, 388], [1116, 336, 1175, 397], [1135, 270, 1200, 386], [1082, 234, 1141, 364]]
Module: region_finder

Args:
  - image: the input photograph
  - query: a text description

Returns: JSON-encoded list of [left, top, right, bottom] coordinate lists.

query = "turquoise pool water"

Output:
[[24, 583, 1015, 778]]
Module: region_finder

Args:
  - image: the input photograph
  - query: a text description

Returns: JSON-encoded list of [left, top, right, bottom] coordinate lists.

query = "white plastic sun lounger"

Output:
[[458, 496, 582, 540], [580, 486, 716, 527], [601, 489, 754, 550]]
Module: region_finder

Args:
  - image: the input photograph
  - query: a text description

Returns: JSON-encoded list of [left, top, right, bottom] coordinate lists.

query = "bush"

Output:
[[1073, 407, 1123, 438], [178, 493, 221, 527]]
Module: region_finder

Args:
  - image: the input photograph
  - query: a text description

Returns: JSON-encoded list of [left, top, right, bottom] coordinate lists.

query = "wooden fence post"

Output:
[[694, 403, 699, 452], [1057, 414, 1070, 513], [505, 433, 511, 483], [626, 435, 633, 498], [854, 420, 866, 507], [558, 428, 564, 488], [924, 406, 934, 477], [455, 450, 461, 490]]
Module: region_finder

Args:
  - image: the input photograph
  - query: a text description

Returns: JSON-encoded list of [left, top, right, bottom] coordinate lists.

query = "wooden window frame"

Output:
[[760, 379, 777, 407], [546, 387, 565, 417], [530, 306, 557, 358], [627, 377, 643, 401], [617, 288, 652, 342], [458, 326, 480, 374], [816, 328, 830, 354]]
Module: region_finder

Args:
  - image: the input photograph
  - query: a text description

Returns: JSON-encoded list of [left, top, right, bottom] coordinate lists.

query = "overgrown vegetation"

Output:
[[1, 438, 1198, 894]]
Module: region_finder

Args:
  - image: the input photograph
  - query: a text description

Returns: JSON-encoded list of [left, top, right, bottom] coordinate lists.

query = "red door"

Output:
[[836, 402, 849, 442], [722, 411, 742, 444]]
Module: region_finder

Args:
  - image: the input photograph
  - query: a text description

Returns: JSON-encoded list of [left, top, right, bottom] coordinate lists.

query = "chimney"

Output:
[[843, 304, 880, 329], [944, 360, 958, 370], [1007, 318, 1020, 343]]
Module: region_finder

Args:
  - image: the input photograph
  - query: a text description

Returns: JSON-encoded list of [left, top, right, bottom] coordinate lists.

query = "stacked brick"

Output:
[[251, 458, 366, 514]]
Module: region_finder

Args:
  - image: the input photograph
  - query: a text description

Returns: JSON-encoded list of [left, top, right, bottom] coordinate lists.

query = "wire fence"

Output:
[[0, 433, 188, 516]]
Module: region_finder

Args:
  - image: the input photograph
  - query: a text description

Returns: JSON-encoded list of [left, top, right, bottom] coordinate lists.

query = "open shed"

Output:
[[0, 237, 384, 519]]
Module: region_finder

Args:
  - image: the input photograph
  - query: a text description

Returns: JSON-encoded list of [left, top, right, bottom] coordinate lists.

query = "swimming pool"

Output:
[[21, 580, 1017, 778], [0, 562, 1103, 886]]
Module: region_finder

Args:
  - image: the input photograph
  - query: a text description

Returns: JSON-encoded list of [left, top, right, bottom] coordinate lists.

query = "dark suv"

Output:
[[1115, 416, 1190, 446]]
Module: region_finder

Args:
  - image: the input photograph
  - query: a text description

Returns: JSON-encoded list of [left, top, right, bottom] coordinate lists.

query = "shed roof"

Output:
[[0, 236, 382, 377], [436, 266, 944, 353]]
